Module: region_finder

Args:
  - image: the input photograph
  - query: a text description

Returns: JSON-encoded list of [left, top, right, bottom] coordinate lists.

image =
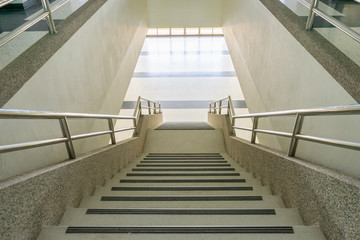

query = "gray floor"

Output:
[[155, 122, 215, 130]]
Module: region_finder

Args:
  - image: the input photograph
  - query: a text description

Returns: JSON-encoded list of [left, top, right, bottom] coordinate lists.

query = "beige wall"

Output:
[[147, 0, 223, 27], [0, 0, 148, 180], [222, 0, 360, 177]]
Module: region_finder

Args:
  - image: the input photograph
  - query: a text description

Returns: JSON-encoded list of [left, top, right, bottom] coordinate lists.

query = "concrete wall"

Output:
[[0, 114, 163, 240], [222, 0, 360, 177], [147, 0, 222, 27], [0, 0, 148, 180], [208, 113, 360, 240]]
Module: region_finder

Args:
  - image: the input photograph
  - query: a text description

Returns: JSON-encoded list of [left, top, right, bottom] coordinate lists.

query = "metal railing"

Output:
[[210, 96, 360, 157], [209, 96, 236, 128], [0, 0, 70, 48], [0, 97, 161, 159], [298, 0, 360, 43]]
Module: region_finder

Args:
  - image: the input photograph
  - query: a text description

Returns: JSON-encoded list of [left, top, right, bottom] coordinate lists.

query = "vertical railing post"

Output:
[[214, 102, 217, 114], [40, 0, 57, 34], [306, 0, 319, 30], [153, 102, 156, 114], [219, 101, 222, 114], [159, 103, 162, 114], [288, 114, 304, 157], [251, 117, 259, 143], [59, 117, 76, 159], [209, 103, 212, 113], [108, 118, 116, 145], [227, 100, 231, 116], [148, 101, 151, 114]]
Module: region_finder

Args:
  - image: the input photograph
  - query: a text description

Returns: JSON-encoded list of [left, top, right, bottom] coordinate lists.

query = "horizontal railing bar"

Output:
[[0, 138, 68, 153], [233, 126, 252, 131], [0, 109, 136, 120], [219, 105, 229, 109], [140, 97, 160, 104], [72, 131, 112, 140], [140, 106, 156, 110], [114, 127, 136, 133], [255, 129, 292, 138], [0, 0, 13, 8], [0, 11, 49, 48], [50, 0, 70, 12], [233, 104, 360, 119], [297, 0, 360, 43], [296, 134, 360, 151]]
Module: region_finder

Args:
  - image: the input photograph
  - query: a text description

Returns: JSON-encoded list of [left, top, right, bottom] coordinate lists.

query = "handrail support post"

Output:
[[306, 0, 319, 30], [288, 114, 304, 156], [59, 117, 76, 159], [251, 117, 259, 143], [40, 0, 57, 34], [108, 118, 116, 145]]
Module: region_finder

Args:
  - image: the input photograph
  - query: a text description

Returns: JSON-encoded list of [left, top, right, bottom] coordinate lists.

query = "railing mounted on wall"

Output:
[[0, 96, 161, 159], [210, 96, 360, 157], [0, 0, 70, 48], [298, 0, 360, 43]]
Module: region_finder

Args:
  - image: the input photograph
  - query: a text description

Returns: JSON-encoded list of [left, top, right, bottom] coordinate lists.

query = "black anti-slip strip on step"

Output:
[[111, 186, 253, 191], [86, 208, 275, 215], [143, 157, 225, 160], [146, 156, 223, 158], [148, 153, 221, 155], [141, 161, 228, 163], [132, 168, 235, 172], [66, 226, 293, 234], [120, 179, 246, 183], [127, 173, 240, 176], [137, 164, 231, 167], [101, 196, 263, 201]]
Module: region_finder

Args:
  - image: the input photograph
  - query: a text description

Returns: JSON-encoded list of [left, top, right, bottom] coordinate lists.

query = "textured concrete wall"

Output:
[[222, 0, 360, 178], [0, 114, 163, 240], [208, 113, 360, 240]]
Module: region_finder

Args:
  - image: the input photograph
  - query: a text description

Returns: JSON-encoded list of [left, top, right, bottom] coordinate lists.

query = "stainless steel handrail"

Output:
[[0, 0, 14, 8], [297, 0, 360, 43], [209, 95, 236, 128], [0, 0, 70, 48], [210, 96, 360, 157], [0, 96, 161, 159]]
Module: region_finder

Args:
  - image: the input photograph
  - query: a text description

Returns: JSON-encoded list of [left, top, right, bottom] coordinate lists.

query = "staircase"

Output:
[[37, 129, 326, 240]]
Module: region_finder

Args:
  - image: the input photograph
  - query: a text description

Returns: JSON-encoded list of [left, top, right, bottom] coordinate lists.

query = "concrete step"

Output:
[[104, 179, 262, 187], [79, 195, 285, 208], [143, 130, 227, 153], [60, 208, 303, 226], [38, 226, 327, 240], [92, 185, 272, 196]]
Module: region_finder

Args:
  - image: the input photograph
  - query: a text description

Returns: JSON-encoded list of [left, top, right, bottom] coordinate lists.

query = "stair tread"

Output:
[[79, 195, 285, 208], [60, 208, 303, 225], [38, 226, 327, 240]]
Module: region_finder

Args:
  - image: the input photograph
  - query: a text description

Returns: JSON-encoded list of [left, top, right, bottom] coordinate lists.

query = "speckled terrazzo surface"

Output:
[[208, 113, 360, 240], [260, 0, 360, 103], [0, 0, 107, 107], [0, 114, 162, 240]]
